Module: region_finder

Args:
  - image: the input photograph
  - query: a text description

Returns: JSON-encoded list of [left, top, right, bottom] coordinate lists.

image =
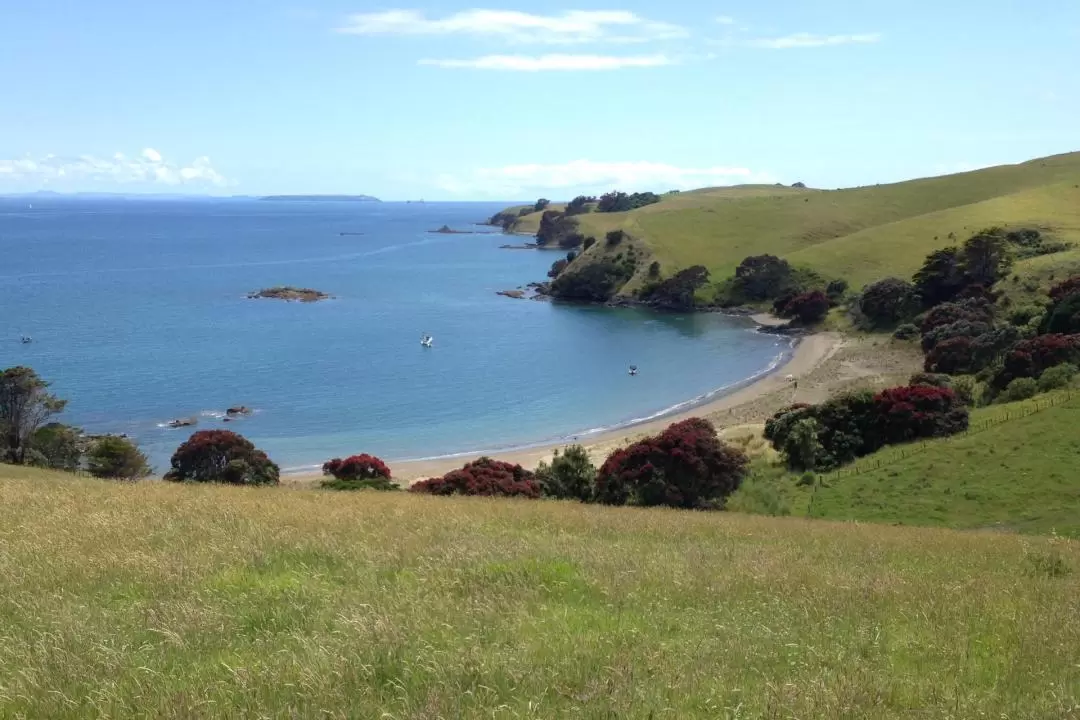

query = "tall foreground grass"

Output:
[[1, 467, 1078, 718]]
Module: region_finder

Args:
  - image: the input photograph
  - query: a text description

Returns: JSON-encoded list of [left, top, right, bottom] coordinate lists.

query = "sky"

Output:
[[0, 0, 1077, 200]]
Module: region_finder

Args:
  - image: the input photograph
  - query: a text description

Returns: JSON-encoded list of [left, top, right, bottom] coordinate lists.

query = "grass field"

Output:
[[731, 390, 1080, 537], [512, 152, 1080, 294], [1, 465, 1079, 718]]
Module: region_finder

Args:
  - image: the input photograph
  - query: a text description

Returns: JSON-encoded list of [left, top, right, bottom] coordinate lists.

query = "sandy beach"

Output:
[[288, 329, 922, 486]]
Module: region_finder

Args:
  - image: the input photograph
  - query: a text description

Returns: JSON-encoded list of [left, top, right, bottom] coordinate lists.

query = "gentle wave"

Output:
[[281, 337, 797, 475]]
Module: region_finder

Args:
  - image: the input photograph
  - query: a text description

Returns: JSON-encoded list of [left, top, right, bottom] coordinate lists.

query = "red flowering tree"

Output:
[[779, 290, 830, 324], [994, 334, 1080, 389], [594, 418, 749, 509], [410, 457, 540, 498], [1048, 276, 1080, 303], [923, 335, 976, 374], [872, 385, 969, 445], [164, 430, 279, 485], [1042, 276, 1080, 335], [919, 299, 994, 335], [321, 453, 395, 490]]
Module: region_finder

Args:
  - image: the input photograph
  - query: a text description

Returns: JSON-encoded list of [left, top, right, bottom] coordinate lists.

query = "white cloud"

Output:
[[715, 15, 736, 25], [337, 9, 686, 44], [0, 149, 231, 187], [436, 159, 774, 196], [752, 32, 881, 49], [419, 53, 674, 71]]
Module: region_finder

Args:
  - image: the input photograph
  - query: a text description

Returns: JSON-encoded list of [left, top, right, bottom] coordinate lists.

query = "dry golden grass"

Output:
[[1, 466, 1078, 718]]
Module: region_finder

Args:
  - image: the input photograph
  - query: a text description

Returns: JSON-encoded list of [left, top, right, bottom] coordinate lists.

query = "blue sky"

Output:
[[1, 0, 1077, 200]]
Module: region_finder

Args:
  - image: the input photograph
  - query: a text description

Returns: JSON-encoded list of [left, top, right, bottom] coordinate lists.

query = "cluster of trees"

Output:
[[411, 418, 750, 510], [549, 254, 637, 302], [535, 210, 582, 248], [715, 254, 846, 323], [596, 191, 661, 213], [1, 366, 151, 479], [165, 430, 279, 485], [640, 265, 709, 310], [565, 195, 597, 216], [764, 381, 970, 471]]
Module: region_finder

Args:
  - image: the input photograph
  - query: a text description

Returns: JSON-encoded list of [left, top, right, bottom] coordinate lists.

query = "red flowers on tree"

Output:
[[410, 457, 540, 498], [594, 418, 749, 509], [995, 334, 1080, 389], [871, 385, 969, 445], [778, 290, 830, 324], [1048, 276, 1080, 303], [164, 430, 279, 485], [323, 454, 391, 481]]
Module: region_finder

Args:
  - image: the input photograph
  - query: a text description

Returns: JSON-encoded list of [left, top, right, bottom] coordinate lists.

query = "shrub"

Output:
[[825, 279, 849, 304], [999, 377, 1038, 403], [583, 236, 596, 250], [909, 372, 952, 388], [733, 255, 794, 301], [549, 260, 632, 302], [410, 457, 540, 498], [893, 323, 919, 340], [920, 298, 995, 335], [30, 423, 83, 471], [950, 376, 979, 406], [858, 277, 917, 327], [594, 418, 748, 509], [782, 418, 822, 471], [565, 195, 596, 216], [921, 319, 994, 352], [536, 211, 579, 247], [924, 336, 976, 374], [961, 228, 1013, 288], [87, 436, 152, 481], [778, 290, 829, 324], [765, 392, 879, 470], [1042, 291, 1080, 335], [648, 260, 661, 277], [535, 445, 595, 501], [1009, 305, 1044, 327], [913, 247, 965, 308], [0, 366, 67, 464], [547, 258, 569, 278], [1037, 363, 1077, 392], [321, 454, 393, 490], [164, 430, 279, 485], [597, 191, 660, 213], [1048, 276, 1080, 303], [605, 229, 626, 246], [533, 198, 550, 212]]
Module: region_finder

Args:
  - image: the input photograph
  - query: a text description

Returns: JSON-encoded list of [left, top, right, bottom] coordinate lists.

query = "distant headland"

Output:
[[259, 194, 381, 202]]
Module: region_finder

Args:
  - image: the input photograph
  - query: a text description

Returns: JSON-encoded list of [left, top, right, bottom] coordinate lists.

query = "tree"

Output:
[[960, 228, 1013, 288], [919, 298, 994, 335], [733, 255, 793, 301], [605, 229, 626, 246], [410, 457, 540, 498], [598, 191, 632, 213], [565, 195, 596, 216], [826, 279, 849, 305], [993, 334, 1080, 389], [583, 236, 596, 250], [872, 385, 969, 445], [858, 278, 916, 327], [535, 445, 595, 501], [1049, 276, 1080, 303], [642, 265, 709, 310], [547, 258, 569, 278], [913, 247, 965, 308], [594, 418, 749, 509], [321, 453, 396, 490], [779, 290, 829, 324], [549, 260, 631, 302], [87, 436, 152, 480], [31, 423, 83, 471], [923, 336, 976, 374], [533, 198, 550, 212], [0, 367, 67, 464], [164, 430, 279, 485], [1042, 276, 1080, 335], [782, 418, 822, 471]]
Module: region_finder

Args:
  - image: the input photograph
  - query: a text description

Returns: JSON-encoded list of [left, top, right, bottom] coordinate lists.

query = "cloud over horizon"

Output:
[[751, 32, 882, 49], [436, 159, 775, 196], [419, 53, 674, 71], [338, 9, 686, 44], [0, 149, 231, 188]]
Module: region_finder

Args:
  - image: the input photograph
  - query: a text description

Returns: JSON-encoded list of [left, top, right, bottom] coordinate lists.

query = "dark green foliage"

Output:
[[558, 233, 584, 250], [548, 258, 569, 278], [1037, 363, 1077, 392], [921, 319, 994, 352], [594, 418, 749, 509], [858, 277, 917, 327], [782, 418, 822, 471], [778, 290, 829, 324], [893, 323, 920, 340], [87, 436, 152, 480], [565, 195, 596, 216], [641, 265, 709, 310], [920, 298, 995, 335], [733, 255, 794, 301], [0, 366, 67, 464], [533, 198, 550, 212], [487, 210, 520, 230], [999, 377, 1038, 403], [605, 229, 626, 246], [596, 191, 661, 213], [914, 247, 966, 308], [961, 228, 1013, 288], [536, 211, 580, 247], [165, 430, 279, 485], [534, 445, 595, 501], [826, 279, 849, 305], [549, 260, 633, 302], [909, 373, 952, 388], [1009, 305, 1044, 327], [30, 423, 83, 471], [648, 261, 661, 277], [583, 236, 596, 250], [1042, 289, 1080, 334]]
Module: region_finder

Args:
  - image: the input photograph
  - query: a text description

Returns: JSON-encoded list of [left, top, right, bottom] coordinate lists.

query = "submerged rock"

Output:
[[247, 286, 332, 302]]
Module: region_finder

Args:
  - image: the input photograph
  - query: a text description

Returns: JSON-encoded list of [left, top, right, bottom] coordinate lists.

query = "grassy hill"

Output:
[[508, 152, 1080, 294], [1, 464, 1078, 717], [731, 389, 1080, 536]]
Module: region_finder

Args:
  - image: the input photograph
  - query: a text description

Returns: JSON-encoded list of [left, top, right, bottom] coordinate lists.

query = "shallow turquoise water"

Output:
[[0, 198, 789, 472]]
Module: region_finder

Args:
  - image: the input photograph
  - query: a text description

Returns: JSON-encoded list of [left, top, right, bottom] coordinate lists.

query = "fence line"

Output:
[[820, 389, 1078, 485]]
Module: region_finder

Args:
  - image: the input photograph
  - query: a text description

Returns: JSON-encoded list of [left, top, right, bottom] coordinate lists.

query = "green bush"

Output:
[[999, 377, 1038, 403], [1037, 363, 1077, 392], [950, 376, 979, 406], [893, 323, 919, 340], [535, 445, 595, 501], [87, 436, 152, 480], [31, 423, 83, 471]]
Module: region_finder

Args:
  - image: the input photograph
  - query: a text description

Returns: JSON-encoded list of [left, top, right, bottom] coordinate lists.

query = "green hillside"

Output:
[[1, 464, 1078, 717], [733, 390, 1080, 536], [509, 152, 1080, 294]]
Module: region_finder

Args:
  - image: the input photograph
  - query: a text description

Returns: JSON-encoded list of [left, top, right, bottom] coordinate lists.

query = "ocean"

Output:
[[0, 198, 791, 473]]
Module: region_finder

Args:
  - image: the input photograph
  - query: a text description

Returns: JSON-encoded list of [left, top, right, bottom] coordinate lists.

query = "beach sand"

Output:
[[287, 332, 922, 486]]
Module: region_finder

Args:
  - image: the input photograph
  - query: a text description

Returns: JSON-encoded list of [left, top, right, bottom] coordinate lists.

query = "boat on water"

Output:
[[628, 364, 638, 376], [20, 335, 32, 344], [421, 333, 433, 348]]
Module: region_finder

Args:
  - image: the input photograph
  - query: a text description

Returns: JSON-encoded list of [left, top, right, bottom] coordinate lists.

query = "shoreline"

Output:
[[285, 330, 846, 486]]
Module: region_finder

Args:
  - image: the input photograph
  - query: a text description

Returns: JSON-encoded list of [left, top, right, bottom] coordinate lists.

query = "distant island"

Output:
[[247, 286, 332, 302], [259, 195, 380, 202]]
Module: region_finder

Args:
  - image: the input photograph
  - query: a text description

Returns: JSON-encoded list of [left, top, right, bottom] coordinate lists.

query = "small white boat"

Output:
[[20, 335, 32, 344], [421, 333, 433, 348], [628, 364, 638, 376]]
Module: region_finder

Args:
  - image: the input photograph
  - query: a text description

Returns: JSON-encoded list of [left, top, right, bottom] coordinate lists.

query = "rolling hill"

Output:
[[505, 152, 1080, 295]]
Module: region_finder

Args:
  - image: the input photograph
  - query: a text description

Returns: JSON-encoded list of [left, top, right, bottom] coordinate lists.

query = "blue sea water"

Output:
[[0, 198, 790, 472]]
